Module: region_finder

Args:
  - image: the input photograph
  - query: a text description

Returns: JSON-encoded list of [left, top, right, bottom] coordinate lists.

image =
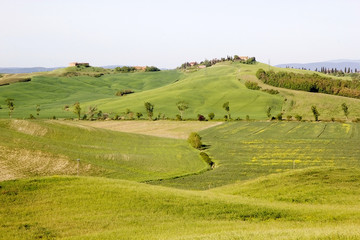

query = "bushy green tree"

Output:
[[187, 132, 202, 149], [144, 102, 154, 120], [208, 112, 215, 120]]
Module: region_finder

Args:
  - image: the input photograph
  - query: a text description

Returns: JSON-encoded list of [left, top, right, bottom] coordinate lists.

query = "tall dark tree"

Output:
[[311, 106, 320, 121], [5, 98, 15, 118]]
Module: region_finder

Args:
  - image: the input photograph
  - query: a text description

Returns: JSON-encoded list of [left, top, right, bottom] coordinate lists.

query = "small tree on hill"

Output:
[[266, 107, 272, 119], [176, 101, 189, 120], [222, 101, 231, 120], [144, 102, 154, 120], [341, 103, 349, 119], [36, 104, 41, 117], [87, 105, 98, 120], [311, 106, 320, 121], [208, 112, 215, 120], [5, 98, 15, 118], [73, 102, 81, 120]]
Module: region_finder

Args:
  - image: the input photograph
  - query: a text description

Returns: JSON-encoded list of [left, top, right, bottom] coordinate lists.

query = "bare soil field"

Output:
[[71, 120, 223, 139]]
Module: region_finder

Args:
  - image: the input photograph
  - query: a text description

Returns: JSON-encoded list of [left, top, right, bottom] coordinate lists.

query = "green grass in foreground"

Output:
[[153, 121, 360, 189], [0, 119, 207, 181], [1, 175, 360, 239]]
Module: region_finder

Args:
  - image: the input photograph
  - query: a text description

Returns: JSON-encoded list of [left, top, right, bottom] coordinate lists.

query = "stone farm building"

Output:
[[69, 62, 90, 67], [239, 56, 249, 61], [134, 66, 146, 70]]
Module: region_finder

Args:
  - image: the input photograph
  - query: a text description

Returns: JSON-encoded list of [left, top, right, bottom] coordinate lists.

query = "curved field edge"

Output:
[[1, 176, 360, 240], [0, 119, 208, 182]]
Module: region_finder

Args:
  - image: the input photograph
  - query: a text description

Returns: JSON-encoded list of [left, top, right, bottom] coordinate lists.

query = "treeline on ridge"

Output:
[[256, 69, 360, 99]]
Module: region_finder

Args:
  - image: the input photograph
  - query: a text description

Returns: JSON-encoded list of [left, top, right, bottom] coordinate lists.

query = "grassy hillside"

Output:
[[1, 61, 359, 120], [153, 121, 360, 189], [1, 175, 360, 239], [92, 62, 284, 120], [0, 70, 182, 119], [0, 119, 207, 181]]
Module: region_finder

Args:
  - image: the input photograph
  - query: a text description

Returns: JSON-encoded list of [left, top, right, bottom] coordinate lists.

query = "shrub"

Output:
[[246, 115, 250, 121], [176, 114, 182, 121], [116, 89, 134, 96], [52, 116, 57, 120], [262, 89, 279, 95], [286, 115, 292, 121], [245, 81, 261, 90], [136, 112, 143, 119], [295, 114, 302, 121], [200, 152, 214, 167], [208, 112, 215, 120], [198, 114, 206, 121], [331, 117, 335, 122], [276, 113, 283, 121], [29, 114, 36, 119], [188, 132, 202, 149]]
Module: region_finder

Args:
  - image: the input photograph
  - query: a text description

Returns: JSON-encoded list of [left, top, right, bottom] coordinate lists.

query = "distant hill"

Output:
[[275, 60, 360, 72], [0, 67, 63, 74]]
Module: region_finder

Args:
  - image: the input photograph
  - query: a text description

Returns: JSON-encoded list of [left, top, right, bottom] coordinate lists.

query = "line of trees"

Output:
[[179, 56, 256, 69], [256, 69, 360, 99]]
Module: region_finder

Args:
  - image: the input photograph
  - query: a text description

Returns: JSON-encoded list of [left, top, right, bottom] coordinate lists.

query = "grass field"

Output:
[[1, 174, 360, 240], [0, 119, 207, 182], [153, 121, 360, 189]]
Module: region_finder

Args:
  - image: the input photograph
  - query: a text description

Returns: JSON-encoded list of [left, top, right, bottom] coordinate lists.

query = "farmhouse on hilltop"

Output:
[[69, 62, 90, 67], [239, 56, 249, 61], [134, 66, 146, 70]]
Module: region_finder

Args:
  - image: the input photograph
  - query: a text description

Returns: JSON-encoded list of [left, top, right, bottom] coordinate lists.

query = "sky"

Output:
[[1, 0, 360, 68]]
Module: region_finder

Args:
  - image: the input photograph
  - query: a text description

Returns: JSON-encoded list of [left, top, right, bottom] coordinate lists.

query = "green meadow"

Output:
[[1, 61, 360, 239]]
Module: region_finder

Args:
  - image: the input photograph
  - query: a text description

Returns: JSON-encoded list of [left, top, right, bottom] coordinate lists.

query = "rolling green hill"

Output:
[[1, 61, 359, 120]]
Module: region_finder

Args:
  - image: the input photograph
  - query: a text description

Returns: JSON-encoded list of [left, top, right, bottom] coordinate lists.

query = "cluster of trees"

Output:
[[256, 69, 360, 99], [145, 66, 160, 72], [114, 66, 136, 73], [179, 55, 256, 69], [114, 66, 160, 73]]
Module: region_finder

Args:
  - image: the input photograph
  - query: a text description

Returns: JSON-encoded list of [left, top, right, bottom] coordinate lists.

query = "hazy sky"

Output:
[[1, 0, 360, 68]]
